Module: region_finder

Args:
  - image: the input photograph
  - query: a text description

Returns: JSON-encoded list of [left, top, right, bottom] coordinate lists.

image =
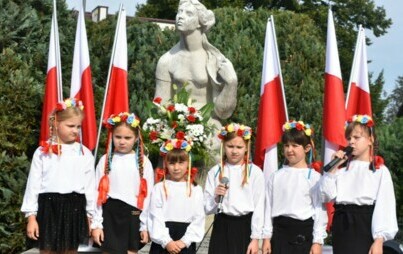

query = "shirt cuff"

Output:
[[25, 212, 37, 218]]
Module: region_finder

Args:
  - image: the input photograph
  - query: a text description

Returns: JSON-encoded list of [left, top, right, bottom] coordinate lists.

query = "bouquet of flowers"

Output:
[[142, 86, 214, 162]]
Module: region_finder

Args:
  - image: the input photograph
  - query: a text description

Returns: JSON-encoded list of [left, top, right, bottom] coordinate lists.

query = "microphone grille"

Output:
[[345, 146, 353, 155], [220, 177, 229, 185]]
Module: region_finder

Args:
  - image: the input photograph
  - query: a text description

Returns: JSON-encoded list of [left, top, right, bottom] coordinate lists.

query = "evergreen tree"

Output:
[[385, 76, 403, 121]]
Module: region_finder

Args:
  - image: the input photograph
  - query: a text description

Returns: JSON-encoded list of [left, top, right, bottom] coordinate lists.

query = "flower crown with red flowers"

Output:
[[346, 114, 374, 128], [56, 98, 84, 112], [104, 112, 141, 129], [160, 138, 192, 155], [282, 120, 313, 137], [218, 123, 252, 140]]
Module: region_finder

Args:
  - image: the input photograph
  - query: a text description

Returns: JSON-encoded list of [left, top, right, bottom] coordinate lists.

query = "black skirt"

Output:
[[208, 212, 252, 254], [149, 221, 195, 254], [332, 204, 374, 254], [27, 192, 89, 252], [100, 198, 145, 254], [271, 216, 314, 254]]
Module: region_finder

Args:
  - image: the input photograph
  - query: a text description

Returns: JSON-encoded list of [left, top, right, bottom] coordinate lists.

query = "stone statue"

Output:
[[155, 0, 238, 122]]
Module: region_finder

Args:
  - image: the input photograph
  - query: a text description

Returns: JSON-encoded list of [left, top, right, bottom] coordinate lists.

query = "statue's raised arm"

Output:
[[155, 0, 237, 121]]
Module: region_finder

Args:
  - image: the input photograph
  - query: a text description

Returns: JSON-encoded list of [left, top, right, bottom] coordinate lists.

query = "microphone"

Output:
[[323, 146, 353, 172], [217, 177, 229, 214]]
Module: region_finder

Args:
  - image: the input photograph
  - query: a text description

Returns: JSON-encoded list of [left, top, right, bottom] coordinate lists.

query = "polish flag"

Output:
[[254, 16, 288, 181], [39, 1, 62, 143], [70, 1, 97, 150], [346, 26, 372, 118], [101, 6, 129, 122], [322, 9, 347, 231]]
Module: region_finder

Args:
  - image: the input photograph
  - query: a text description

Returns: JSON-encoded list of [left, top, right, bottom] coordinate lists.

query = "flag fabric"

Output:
[[70, 1, 97, 150], [101, 7, 129, 122], [346, 26, 372, 119], [254, 17, 288, 181], [39, 1, 62, 143], [322, 9, 347, 231]]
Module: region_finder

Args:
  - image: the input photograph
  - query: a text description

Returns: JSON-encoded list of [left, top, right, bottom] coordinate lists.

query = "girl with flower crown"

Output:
[[91, 112, 154, 254], [204, 123, 265, 254], [21, 98, 96, 253], [147, 136, 205, 254], [261, 120, 327, 254], [320, 115, 398, 254]]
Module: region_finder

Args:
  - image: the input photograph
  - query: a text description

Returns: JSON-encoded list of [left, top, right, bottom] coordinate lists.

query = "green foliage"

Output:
[[385, 76, 403, 122], [0, 151, 30, 253], [377, 118, 403, 219]]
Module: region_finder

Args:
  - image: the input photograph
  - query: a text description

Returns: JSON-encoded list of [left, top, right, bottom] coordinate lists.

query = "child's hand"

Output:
[[140, 230, 150, 243], [246, 238, 259, 254], [26, 215, 39, 240], [91, 228, 104, 246], [328, 150, 349, 173], [214, 183, 228, 203], [369, 238, 383, 254], [262, 238, 271, 254], [166, 241, 181, 254], [309, 243, 322, 254], [175, 240, 186, 249]]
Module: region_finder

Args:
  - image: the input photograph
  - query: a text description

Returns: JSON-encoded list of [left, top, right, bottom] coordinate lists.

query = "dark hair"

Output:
[[281, 128, 311, 147], [165, 149, 189, 164]]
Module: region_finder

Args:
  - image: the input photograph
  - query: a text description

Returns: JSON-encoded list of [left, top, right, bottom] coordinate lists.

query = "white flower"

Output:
[[175, 103, 188, 113]]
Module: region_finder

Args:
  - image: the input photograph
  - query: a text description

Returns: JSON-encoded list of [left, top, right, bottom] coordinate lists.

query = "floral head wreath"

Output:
[[346, 114, 374, 128], [104, 112, 141, 129], [218, 123, 252, 140], [282, 120, 313, 137], [160, 138, 192, 155], [56, 98, 84, 112]]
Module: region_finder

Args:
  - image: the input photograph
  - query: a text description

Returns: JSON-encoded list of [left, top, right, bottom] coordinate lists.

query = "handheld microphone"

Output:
[[217, 177, 229, 214], [322, 146, 353, 172]]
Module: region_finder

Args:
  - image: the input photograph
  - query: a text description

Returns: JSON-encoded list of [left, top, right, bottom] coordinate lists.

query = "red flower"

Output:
[[56, 103, 65, 111], [188, 107, 196, 114], [120, 114, 128, 122], [296, 123, 303, 131], [153, 97, 162, 104], [149, 131, 158, 141], [237, 129, 244, 137], [374, 155, 384, 169], [187, 115, 196, 123], [367, 120, 374, 127], [171, 121, 178, 129], [176, 131, 185, 139], [175, 140, 183, 149], [167, 104, 175, 112]]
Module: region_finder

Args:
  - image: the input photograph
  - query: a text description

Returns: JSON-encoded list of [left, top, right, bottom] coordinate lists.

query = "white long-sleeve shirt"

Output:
[[320, 160, 398, 241], [21, 143, 96, 216], [92, 153, 154, 230], [262, 166, 328, 244], [148, 181, 205, 248], [204, 163, 265, 239]]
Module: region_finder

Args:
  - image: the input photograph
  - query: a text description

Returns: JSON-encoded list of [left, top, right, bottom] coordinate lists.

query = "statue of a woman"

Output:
[[155, 0, 237, 121]]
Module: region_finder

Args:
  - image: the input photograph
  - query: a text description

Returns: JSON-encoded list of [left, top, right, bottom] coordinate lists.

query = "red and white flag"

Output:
[[101, 6, 129, 122], [346, 26, 372, 118], [254, 16, 288, 181], [70, 1, 97, 150], [39, 0, 62, 143], [322, 8, 347, 231]]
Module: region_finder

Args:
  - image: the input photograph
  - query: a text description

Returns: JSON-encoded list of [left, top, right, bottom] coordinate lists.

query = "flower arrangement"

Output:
[[142, 85, 214, 162], [56, 98, 84, 111], [282, 120, 313, 137]]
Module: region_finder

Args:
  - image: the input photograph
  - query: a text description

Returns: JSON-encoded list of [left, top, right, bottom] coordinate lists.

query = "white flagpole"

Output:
[[345, 25, 363, 108], [53, 0, 63, 102], [270, 15, 289, 121], [94, 4, 125, 159]]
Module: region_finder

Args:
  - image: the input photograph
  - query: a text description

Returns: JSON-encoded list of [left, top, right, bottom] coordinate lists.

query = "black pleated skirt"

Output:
[[332, 204, 374, 254], [100, 198, 144, 253], [208, 212, 252, 254], [149, 221, 195, 254], [27, 192, 89, 252], [271, 216, 314, 254]]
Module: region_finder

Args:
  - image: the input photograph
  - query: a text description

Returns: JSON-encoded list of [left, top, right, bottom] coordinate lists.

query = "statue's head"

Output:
[[177, 0, 215, 33]]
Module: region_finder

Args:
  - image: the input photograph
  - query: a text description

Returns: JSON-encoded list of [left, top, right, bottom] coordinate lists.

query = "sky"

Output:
[[66, 0, 402, 95]]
